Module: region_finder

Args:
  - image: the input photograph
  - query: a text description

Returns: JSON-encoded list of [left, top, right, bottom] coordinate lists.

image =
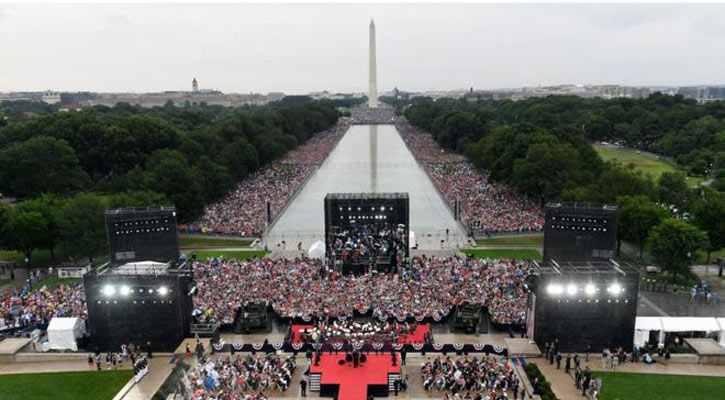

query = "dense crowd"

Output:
[[187, 354, 295, 400], [421, 355, 523, 400], [327, 221, 407, 264], [192, 255, 531, 326], [181, 121, 349, 236], [0, 280, 86, 331], [396, 120, 544, 235], [292, 319, 420, 344]]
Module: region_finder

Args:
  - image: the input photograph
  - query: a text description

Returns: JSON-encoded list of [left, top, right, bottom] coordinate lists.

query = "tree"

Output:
[[616, 195, 668, 259], [647, 219, 708, 282], [512, 142, 589, 200], [0, 203, 12, 250], [16, 195, 62, 260], [657, 171, 690, 210], [56, 194, 108, 263], [7, 210, 48, 268], [0, 136, 90, 198], [692, 191, 725, 264]]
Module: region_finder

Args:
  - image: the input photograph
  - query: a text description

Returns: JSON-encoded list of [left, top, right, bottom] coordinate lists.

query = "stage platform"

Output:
[[0, 338, 31, 364], [684, 338, 725, 365], [291, 324, 429, 344], [504, 338, 541, 358], [309, 353, 400, 400]]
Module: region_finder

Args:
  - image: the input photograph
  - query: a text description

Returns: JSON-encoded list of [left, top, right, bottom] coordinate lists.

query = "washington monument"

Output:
[[369, 19, 378, 108]]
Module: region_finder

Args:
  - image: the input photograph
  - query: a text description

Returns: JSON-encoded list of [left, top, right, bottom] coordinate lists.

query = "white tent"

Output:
[[660, 317, 720, 333], [47, 317, 84, 351], [717, 318, 725, 346], [634, 317, 665, 348], [308, 241, 325, 259], [634, 316, 722, 349]]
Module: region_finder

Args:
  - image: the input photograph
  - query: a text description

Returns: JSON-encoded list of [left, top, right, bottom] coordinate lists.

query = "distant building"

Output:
[[678, 86, 725, 102], [192, 78, 198, 93]]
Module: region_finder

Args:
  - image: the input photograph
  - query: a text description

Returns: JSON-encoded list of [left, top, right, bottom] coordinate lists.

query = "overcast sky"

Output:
[[1, 3, 724, 94]]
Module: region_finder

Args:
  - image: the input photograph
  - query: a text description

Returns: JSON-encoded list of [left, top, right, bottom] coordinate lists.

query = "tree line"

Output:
[[0, 100, 342, 266], [399, 95, 725, 279], [0, 100, 340, 219]]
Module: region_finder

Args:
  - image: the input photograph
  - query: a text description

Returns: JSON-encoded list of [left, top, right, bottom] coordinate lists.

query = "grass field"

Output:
[[35, 276, 84, 289], [0, 370, 132, 400], [475, 235, 543, 246], [178, 235, 252, 248], [594, 145, 704, 187], [461, 249, 542, 260], [594, 371, 725, 400], [191, 249, 269, 260]]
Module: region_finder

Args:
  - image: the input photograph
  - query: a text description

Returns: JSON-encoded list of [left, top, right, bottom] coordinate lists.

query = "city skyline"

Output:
[[1, 3, 725, 93]]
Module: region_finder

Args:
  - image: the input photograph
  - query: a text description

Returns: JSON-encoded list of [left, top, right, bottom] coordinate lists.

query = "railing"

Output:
[[190, 322, 220, 337]]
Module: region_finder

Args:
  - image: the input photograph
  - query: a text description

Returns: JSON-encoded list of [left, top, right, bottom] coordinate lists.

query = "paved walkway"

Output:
[[116, 356, 176, 400]]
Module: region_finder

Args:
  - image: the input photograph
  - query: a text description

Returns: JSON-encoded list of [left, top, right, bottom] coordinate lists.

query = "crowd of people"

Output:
[[327, 221, 407, 265], [396, 120, 544, 235], [192, 255, 531, 326], [186, 354, 295, 400], [421, 355, 523, 400], [180, 121, 350, 237], [291, 319, 420, 344], [0, 278, 86, 331]]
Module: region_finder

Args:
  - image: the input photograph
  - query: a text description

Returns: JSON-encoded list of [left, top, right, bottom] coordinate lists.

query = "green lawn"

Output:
[[461, 249, 542, 260], [594, 371, 725, 400], [178, 235, 252, 248], [35, 276, 84, 289], [695, 248, 725, 264], [475, 235, 543, 246], [191, 249, 269, 260], [0, 370, 132, 400], [594, 145, 704, 187]]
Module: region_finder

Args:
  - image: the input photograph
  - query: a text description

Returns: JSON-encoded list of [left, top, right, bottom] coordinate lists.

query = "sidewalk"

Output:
[[116, 356, 176, 400]]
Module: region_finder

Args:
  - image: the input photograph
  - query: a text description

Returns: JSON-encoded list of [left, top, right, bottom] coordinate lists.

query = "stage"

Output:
[[291, 324, 429, 344], [309, 353, 401, 399]]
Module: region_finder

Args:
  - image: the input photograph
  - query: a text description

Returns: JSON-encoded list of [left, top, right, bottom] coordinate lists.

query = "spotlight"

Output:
[[158, 286, 169, 296], [608, 283, 622, 295], [120, 286, 130, 296], [103, 285, 116, 297], [566, 284, 577, 296], [585, 284, 596, 296], [546, 283, 563, 296]]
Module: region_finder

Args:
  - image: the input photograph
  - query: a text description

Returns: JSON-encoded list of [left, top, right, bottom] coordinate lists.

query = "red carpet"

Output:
[[310, 353, 400, 400], [291, 324, 429, 344]]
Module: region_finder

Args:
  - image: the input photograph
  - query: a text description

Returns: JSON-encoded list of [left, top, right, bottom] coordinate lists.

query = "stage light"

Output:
[[120, 286, 130, 296], [608, 283, 622, 295], [566, 284, 577, 296], [546, 283, 563, 296], [584, 284, 596, 296], [103, 285, 116, 297], [158, 286, 169, 296]]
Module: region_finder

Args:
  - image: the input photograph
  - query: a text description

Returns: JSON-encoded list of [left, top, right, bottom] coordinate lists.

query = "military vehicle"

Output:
[[234, 302, 271, 333], [450, 302, 481, 333]]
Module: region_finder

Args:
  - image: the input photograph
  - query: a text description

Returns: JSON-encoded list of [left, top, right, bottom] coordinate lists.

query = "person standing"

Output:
[[400, 347, 407, 366], [393, 377, 400, 396], [300, 378, 307, 397], [565, 354, 571, 374], [88, 353, 94, 369], [95, 353, 102, 371], [556, 352, 562, 369]]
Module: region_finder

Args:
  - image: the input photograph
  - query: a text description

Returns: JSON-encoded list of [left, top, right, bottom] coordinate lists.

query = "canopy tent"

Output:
[[718, 318, 725, 346], [634, 317, 665, 348], [308, 241, 325, 259], [47, 317, 84, 351], [660, 317, 721, 333], [634, 316, 722, 349]]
